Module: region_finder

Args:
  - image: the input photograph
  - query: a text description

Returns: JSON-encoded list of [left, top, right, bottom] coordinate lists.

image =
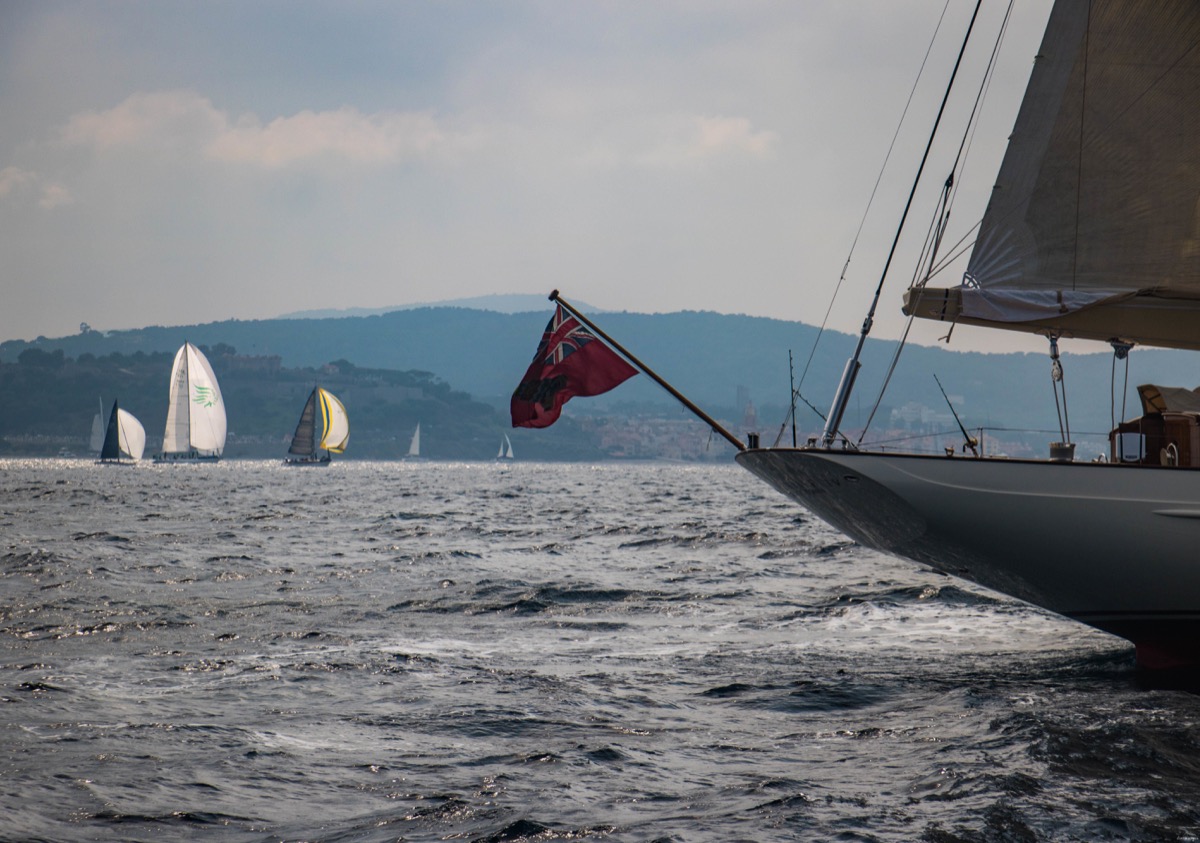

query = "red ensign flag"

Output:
[[511, 305, 637, 428]]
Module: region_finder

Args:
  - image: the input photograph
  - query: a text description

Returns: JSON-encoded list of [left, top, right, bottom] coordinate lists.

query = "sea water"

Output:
[[2, 459, 1199, 842]]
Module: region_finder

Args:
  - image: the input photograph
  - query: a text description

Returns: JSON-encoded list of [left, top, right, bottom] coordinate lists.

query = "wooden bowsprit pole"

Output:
[[549, 290, 746, 452]]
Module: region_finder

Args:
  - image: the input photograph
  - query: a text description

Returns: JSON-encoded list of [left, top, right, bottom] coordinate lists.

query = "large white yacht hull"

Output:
[[737, 448, 1200, 669]]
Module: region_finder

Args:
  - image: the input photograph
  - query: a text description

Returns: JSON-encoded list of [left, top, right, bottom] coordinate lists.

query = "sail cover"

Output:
[[1138, 384, 1200, 415], [317, 388, 349, 453], [289, 389, 319, 456], [907, 0, 1200, 349]]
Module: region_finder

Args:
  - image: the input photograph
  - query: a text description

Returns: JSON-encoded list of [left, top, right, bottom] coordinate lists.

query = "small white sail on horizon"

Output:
[[406, 423, 421, 458], [497, 434, 514, 460], [286, 386, 349, 464], [158, 342, 226, 461], [98, 399, 146, 463], [89, 397, 105, 453]]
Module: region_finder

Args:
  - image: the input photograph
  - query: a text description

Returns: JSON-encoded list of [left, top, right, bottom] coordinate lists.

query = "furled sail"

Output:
[[161, 343, 226, 457], [317, 388, 349, 453], [905, 0, 1200, 349]]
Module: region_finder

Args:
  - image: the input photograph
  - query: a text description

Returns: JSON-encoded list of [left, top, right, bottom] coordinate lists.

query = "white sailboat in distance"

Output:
[[737, 0, 1200, 671], [89, 397, 105, 454], [155, 342, 226, 462], [97, 399, 146, 464], [403, 423, 425, 460]]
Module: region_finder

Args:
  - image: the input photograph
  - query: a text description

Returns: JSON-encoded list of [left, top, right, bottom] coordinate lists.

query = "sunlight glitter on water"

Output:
[[1, 459, 1196, 842]]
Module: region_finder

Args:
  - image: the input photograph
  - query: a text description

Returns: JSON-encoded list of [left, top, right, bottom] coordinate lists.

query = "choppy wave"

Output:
[[0, 459, 1196, 842]]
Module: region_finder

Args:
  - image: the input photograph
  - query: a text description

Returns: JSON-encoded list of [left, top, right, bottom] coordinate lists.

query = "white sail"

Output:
[[89, 398, 105, 452], [186, 344, 225, 455], [116, 409, 146, 461], [160, 342, 226, 458], [317, 388, 349, 453], [161, 345, 191, 454], [407, 423, 420, 457]]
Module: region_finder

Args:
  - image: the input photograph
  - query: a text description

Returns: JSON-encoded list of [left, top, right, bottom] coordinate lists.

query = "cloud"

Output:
[[207, 107, 447, 167], [59, 90, 456, 168], [55, 90, 774, 175], [633, 114, 779, 169], [38, 182, 73, 209], [0, 166, 37, 196], [691, 115, 778, 158], [0, 166, 72, 209], [61, 91, 226, 152]]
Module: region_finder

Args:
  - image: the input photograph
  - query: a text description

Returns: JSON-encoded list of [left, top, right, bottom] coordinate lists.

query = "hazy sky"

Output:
[[2, 0, 1054, 352]]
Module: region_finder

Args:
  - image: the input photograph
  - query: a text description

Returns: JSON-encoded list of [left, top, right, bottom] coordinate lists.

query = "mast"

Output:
[[821, 0, 984, 447], [184, 342, 193, 454]]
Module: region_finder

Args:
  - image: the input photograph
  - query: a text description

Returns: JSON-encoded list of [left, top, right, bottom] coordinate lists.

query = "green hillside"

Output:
[[0, 346, 610, 460], [5, 307, 1198, 460]]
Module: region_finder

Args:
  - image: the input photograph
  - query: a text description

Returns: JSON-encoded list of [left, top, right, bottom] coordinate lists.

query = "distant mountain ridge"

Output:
[[278, 293, 602, 320], [4, 304, 1196, 455]]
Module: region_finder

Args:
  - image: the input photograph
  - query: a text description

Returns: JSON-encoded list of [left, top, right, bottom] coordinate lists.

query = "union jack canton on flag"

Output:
[[511, 304, 637, 429]]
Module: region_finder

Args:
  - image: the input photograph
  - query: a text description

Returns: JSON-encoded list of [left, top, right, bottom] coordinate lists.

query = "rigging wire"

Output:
[[788, 0, 955, 421], [857, 0, 1015, 444], [821, 0, 987, 448]]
